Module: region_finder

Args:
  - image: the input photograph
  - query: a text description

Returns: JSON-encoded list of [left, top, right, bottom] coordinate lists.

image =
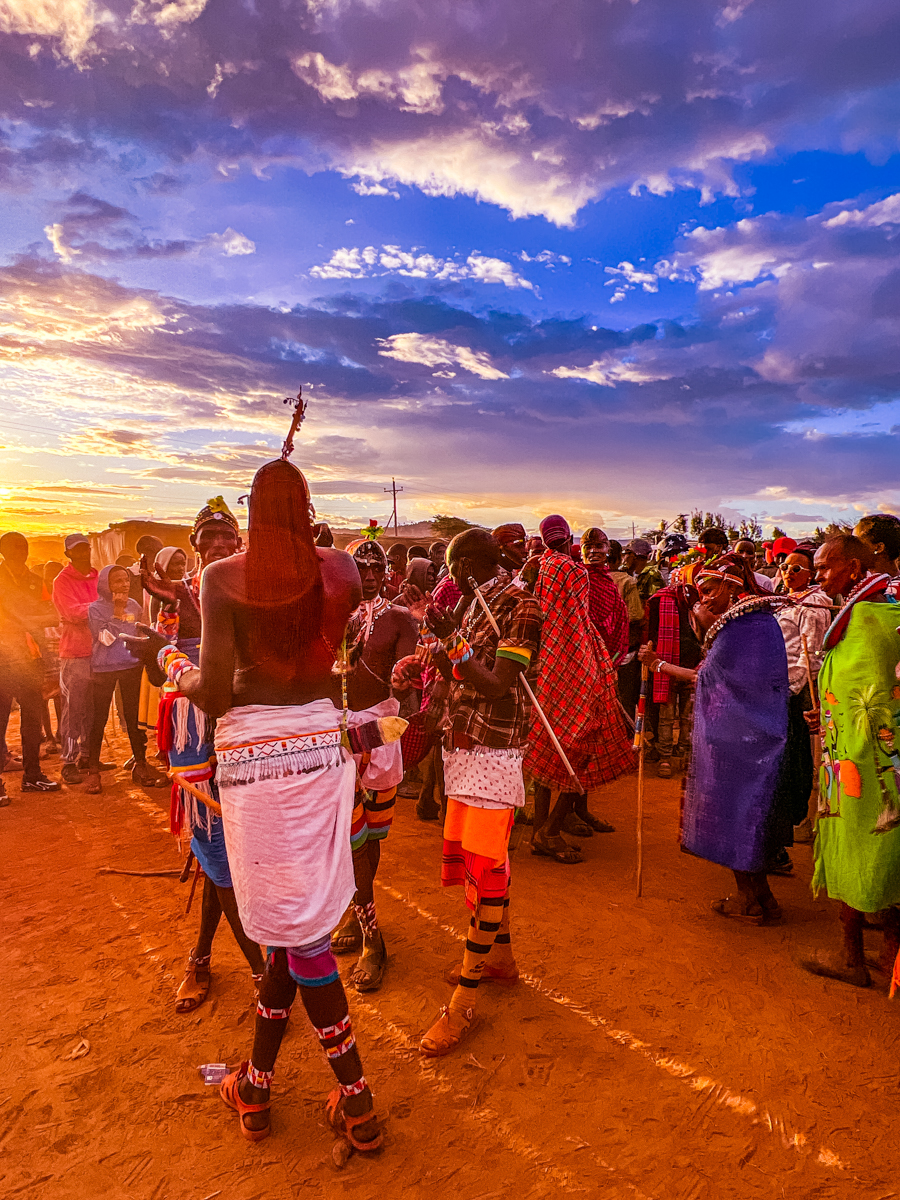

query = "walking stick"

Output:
[[801, 632, 822, 818], [634, 661, 650, 898], [467, 578, 585, 795]]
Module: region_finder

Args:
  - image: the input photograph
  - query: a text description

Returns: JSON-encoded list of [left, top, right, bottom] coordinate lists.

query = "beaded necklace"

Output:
[[703, 593, 787, 649]]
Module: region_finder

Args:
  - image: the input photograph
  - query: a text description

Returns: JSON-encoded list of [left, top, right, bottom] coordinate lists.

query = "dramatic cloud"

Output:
[[311, 245, 534, 289], [1, 250, 899, 535], [657, 190, 900, 399], [42, 192, 254, 264], [1, 1, 898, 222]]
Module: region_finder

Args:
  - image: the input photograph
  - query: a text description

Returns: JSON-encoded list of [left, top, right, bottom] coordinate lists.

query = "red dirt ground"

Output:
[[2, 721, 899, 1200]]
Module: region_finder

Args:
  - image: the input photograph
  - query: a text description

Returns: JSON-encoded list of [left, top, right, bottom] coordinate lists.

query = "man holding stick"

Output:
[[394, 529, 542, 1057], [526, 516, 634, 861]]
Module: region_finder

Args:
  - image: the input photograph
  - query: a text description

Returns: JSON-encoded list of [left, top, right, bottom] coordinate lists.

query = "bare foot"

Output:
[[800, 953, 871, 988]]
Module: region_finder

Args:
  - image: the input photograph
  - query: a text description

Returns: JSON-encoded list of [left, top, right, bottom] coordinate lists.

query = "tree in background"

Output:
[[672, 513, 688, 533], [431, 514, 485, 539], [771, 526, 787, 540]]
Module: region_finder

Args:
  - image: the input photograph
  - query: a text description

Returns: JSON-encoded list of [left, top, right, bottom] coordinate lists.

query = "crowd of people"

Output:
[[2, 477, 900, 1156]]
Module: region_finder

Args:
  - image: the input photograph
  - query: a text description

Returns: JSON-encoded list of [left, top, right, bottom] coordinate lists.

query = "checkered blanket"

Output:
[[525, 551, 634, 789], [649, 588, 680, 704], [585, 564, 629, 664]]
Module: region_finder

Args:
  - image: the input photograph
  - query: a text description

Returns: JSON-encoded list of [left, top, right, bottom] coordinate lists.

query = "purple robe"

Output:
[[682, 609, 789, 872]]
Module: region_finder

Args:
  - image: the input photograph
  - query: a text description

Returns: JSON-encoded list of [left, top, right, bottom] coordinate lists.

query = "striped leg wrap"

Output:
[[247, 1062, 274, 1089], [353, 900, 378, 938], [285, 934, 340, 988], [457, 896, 506, 990], [257, 1003, 292, 1020], [495, 894, 512, 945]]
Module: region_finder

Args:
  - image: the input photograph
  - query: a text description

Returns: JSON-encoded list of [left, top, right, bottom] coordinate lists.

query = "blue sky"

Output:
[[1, 0, 899, 541]]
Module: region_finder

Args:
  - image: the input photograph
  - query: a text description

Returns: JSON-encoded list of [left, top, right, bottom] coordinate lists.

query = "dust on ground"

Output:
[[2, 720, 899, 1200]]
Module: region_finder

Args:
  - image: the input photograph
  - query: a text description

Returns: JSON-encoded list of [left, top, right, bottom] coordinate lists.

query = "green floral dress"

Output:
[[812, 601, 900, 912]]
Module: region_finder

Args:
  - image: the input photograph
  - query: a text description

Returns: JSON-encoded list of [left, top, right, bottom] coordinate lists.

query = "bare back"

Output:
[[193, 547, 362, 716]]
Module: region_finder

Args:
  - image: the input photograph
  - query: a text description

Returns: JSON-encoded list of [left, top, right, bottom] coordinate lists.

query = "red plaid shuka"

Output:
[[648, 588, 680, 704], [585, 563, 629, 664], [524, 551, 634, 789]]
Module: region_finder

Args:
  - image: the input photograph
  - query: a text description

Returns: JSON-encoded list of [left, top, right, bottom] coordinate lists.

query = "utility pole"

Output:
[[384, 478, 403, 537]]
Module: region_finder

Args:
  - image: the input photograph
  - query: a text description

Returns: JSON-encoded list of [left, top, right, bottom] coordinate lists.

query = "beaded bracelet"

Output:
[[442, 632, 474, 665], [157, 643, 198, 687]]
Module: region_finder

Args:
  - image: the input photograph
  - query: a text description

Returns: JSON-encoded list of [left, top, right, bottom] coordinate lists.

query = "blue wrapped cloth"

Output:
[[164, 637, 233, 888], [682, 609, 789, 872]]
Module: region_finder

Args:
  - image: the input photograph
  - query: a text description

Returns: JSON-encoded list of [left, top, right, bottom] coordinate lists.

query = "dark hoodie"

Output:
[[88, 566, 143, 672]]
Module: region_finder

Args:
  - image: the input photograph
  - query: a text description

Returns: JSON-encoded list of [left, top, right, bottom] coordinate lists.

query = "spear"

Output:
[[281, 389, 307, 461], [467, 577, 584, 795]]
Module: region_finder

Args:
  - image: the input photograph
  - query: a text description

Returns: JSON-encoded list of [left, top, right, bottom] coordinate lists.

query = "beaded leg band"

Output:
[[257, 1002, 292, 1020], [340, 1075, 369, 1098], [247, 1062, 275, 1090]]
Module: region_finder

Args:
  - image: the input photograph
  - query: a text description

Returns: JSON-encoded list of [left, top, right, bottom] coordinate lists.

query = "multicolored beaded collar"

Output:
[[703, 594, 787, 649], [821, 572, 892, 651]]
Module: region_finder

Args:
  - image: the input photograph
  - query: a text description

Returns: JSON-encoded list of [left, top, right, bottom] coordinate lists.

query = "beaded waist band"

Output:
[[215, 728, 344, 786]]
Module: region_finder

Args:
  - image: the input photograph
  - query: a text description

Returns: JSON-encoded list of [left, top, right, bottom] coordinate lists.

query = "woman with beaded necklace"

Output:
[[640, 554, 791, 925]]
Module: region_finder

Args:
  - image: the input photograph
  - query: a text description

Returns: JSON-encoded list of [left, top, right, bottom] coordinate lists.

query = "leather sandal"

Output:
[[420, 1004, 477, 1058], [349, 937, 388, 993], [220, 1063, 271, 1141], [444, 961, 519, 987], [175, 950, 210, 1013], [84, 772, 102, 795], [579, 812, 616, 833], [325, 1088, 382, 1152], [531, 832, 582, 864], [331, 908, 363, 956]]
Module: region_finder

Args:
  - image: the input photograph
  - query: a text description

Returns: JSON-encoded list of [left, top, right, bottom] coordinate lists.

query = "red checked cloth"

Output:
[[524, 551, 634, 789], [650, 589, 680, 704], [585, 563, 629, 663]]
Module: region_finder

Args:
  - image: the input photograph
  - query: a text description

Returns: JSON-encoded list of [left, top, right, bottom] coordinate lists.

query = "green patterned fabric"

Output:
[[812, 602, 900, 913]]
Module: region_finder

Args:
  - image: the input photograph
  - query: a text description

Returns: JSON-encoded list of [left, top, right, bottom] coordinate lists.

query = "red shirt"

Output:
[[52, 563, 99, 659]]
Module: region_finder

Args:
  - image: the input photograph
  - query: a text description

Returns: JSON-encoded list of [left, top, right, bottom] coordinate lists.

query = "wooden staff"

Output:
[[185, 859, 202, 915], [635, 661, 650, 898], [467, 578, 585, 795], [801, 632, 822, 809]]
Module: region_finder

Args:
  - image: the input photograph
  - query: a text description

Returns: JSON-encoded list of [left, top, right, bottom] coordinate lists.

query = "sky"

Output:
[[1, 0, 899, 542]]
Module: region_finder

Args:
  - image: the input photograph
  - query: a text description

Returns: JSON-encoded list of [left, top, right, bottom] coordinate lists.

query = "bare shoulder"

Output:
[[318, 547, 361, 591], [201, 555, 244, 600]]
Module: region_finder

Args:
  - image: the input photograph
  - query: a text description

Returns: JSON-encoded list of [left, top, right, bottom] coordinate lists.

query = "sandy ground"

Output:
[[2, 719, 900, 1200]]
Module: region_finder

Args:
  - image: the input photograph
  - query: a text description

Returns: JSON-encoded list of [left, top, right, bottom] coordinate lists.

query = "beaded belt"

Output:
[[216, 728, 344, 786]]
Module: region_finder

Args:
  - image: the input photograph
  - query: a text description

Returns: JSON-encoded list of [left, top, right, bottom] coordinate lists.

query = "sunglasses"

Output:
[[780, 563, 810, 575]]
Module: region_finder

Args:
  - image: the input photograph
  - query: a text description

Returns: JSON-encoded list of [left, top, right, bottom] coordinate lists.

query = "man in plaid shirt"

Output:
[[395, 528, 541, 1059]]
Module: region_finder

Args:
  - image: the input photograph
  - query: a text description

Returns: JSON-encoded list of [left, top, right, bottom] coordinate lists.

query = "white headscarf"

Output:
[[155, 546, 186, 577]]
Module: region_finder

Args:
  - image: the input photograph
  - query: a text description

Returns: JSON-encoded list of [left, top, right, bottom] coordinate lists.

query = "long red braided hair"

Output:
[[246, 459, 324, 674]]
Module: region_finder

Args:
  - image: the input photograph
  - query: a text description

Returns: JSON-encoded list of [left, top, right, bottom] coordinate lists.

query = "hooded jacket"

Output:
[[88, 566, 142, 672], [52, 562, 99, 659]]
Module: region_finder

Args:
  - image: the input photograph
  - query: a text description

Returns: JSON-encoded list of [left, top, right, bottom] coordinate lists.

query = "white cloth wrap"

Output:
[[214, 700, 354, 947], [349, 696, 404, 791], [442, 746, 526, 810]]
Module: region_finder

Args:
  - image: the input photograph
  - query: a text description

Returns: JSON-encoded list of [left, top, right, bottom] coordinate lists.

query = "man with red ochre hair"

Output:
[[130, 464, 391, 1153]]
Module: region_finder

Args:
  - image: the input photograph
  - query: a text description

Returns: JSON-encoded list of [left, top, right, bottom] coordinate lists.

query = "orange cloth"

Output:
[[443, 798, 513, 865], [892, 946, 900, 1000]]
